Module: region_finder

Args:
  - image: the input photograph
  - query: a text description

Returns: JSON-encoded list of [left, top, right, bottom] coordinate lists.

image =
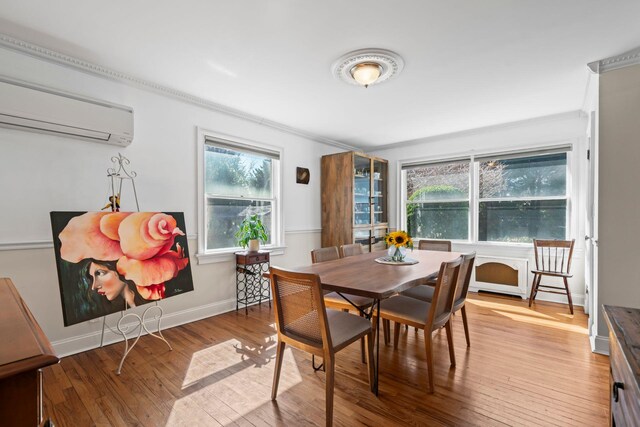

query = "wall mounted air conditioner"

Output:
[[469, 256, 529, 298], [0, 76, 133, 146]]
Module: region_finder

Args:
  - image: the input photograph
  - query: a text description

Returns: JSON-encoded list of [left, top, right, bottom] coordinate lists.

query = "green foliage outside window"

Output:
[[205, 145, 273, 250]]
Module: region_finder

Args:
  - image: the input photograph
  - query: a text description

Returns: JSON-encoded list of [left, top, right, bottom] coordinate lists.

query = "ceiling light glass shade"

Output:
[[350, 63, 382, 87]]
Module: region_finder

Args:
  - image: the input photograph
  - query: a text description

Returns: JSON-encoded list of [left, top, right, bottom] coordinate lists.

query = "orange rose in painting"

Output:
[[136, 284, 166, 300], [59, 212, 130, 262], [117, 243, 189, 288], [118, 212, 185, 260]]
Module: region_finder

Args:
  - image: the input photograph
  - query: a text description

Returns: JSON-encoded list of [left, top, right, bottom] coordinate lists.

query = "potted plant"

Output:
[[235, 214, 268, 252]]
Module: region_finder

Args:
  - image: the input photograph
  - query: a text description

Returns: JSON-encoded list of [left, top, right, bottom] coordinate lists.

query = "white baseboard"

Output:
[[52, 297, 237, 357], [590, 334, 609, 355], [533, 292, 585, 307], [473, 289, 585, 307]]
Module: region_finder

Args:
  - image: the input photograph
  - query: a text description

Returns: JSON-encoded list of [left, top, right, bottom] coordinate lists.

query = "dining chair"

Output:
[[312, 246, 373, 362], [311, 246, 341, 264], [376, 257, 462, 393], [418, 239, 452, 252], [416, 239, 452, 286], [528, 239, 576, 314], [401, 252, 476, 347], [339, 243, 363, 258], [269, 267, 374, 427]]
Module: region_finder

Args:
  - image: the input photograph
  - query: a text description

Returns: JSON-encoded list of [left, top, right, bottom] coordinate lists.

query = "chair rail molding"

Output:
[[0, 32, 356, 152], [588, 46, 640, 74]]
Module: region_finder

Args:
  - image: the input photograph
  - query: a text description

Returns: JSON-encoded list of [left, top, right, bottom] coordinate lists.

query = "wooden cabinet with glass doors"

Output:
[[321, 152, 388, 252]]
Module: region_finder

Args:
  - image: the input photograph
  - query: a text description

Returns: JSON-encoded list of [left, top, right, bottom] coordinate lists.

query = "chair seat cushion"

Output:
[[401, 285, 435, 302], [324, 292, 373, 309], [531, 269, 573, 278], [326, 309, 371, 351], [379, 295, 430, 327]]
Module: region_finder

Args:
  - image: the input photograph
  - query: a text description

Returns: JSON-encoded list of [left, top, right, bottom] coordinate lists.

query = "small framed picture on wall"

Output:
[[296, 167, 310, 184]]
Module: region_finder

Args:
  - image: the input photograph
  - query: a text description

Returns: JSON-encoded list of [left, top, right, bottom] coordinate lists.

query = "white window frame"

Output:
[[399, 141, 575, 247], [474, 151, 571, 244], [196, 128, 285, 264], [401, 159, 472, 242]]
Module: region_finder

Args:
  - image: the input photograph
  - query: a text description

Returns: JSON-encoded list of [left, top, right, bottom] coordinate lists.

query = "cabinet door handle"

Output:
[[613, 381, 624, 402]]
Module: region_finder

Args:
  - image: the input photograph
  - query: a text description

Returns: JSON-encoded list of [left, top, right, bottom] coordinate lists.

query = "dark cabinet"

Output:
[[0, 278, 59, 427]]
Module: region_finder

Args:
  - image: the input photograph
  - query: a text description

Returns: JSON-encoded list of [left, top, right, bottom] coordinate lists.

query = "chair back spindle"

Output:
[[533, 240, 575, 274]]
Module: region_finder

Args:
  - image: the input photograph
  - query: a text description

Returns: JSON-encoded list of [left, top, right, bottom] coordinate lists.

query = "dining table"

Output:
[[291, 249, 462, 395]]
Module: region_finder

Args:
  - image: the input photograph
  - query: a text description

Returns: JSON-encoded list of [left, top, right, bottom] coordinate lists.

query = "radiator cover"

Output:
[[469, 256, 529, 298]]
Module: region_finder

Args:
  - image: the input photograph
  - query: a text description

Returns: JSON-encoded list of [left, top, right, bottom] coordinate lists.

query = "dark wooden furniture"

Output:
[[293, 249, 461, 394], [269, 267, 374, 427], [604, 305, 640, 427], [377, 257, 462, 393], [528, 239, 576, 314], [0, 278, 58, 427], [401, 253, 476, 347], [321, 152, 388, 253], [235, 251, 270, 314]]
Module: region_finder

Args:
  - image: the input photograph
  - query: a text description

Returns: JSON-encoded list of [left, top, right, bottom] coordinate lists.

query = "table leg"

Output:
[[374, 298, 380, 396]]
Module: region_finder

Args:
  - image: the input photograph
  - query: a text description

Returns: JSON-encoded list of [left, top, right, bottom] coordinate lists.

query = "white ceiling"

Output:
[[1, 1, 639, 149]]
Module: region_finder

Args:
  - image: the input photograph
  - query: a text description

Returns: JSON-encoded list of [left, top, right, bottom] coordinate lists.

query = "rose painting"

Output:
[[51, 211, 194, 326]]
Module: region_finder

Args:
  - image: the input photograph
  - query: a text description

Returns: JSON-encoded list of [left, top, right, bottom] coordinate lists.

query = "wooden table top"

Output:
[[0, 278, 58, 380], [293, 250, 462, 299]]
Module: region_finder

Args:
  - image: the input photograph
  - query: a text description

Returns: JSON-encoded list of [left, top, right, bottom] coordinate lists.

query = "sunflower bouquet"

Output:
[[385, 230, 413, 261]]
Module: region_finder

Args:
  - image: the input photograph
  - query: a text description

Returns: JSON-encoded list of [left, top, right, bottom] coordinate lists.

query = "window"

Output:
[[404, 160, 470, 240], [198, 132, 281, 256], [401, 146, 571, 244], [477, 153, 568, 243]]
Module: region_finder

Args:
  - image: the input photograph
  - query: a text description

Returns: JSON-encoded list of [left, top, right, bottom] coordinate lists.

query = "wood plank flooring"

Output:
[[42, 293, 609, 426]]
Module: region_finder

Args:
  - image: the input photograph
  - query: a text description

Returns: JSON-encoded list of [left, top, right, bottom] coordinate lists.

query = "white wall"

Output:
[[0, 47, 342, 356], [597, 64, 640, 337], [368, 112, 589, 307]]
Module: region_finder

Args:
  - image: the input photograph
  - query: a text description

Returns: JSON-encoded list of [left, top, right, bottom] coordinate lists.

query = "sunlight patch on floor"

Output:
[[468, 298, 557, 320], [165, 336, 302, 425], [491, 309, 587, 334]]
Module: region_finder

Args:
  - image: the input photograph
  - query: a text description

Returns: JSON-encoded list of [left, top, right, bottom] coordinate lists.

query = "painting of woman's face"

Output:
[[52, 211, 194, 326], [89, 262, 126, 301]]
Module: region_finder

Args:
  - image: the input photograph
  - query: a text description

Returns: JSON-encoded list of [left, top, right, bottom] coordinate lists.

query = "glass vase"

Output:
[[388, 245, 406, 262]]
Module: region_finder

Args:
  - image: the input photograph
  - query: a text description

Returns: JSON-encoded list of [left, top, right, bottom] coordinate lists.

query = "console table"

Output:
[[0, 278, 59, 427], [604, 305, 640, 426], [235, 251, 271, 314]]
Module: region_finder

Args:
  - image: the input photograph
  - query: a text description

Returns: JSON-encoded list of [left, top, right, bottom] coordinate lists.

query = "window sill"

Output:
[[196, 246, 287, 265]]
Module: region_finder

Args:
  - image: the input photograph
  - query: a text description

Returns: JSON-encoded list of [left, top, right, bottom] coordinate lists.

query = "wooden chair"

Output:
[[416, 240, 452, 286], [401, 253, 476, 347], [269, 267, 374, 427], [418, 239, 452, 252], [376, 257, 462, 393], [339, 243, 363, 258], [311, 246, 341, 264], [312, 246, 373, 362], [529, 239, 576, 314]]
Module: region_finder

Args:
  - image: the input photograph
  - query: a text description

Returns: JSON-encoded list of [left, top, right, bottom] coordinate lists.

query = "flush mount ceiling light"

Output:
[[332, 48, 404, 88]]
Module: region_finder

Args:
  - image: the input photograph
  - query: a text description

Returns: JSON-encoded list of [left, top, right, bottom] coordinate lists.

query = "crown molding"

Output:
[[0, 32, 356, 151], [369, 110, 583, 153], [587, 46, 640, 74]]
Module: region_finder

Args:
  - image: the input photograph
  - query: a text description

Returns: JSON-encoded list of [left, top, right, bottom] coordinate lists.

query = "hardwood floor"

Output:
[[42, 293, 609, 426]]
